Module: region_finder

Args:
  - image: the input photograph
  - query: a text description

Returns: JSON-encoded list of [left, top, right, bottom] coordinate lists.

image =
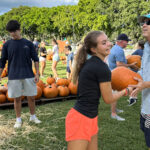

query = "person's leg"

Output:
[[13, 97, 22, 128], [111, 102, 117, 116], [40, 61, 45, 76], [14, 97, 22, 117], [52, 60, 58, 79], [67, 140, 88, 150], [23, 78, 41, 124], [111, 102, 125, 121], [87, 134, 98, 150], [27, 96, 35, 115]]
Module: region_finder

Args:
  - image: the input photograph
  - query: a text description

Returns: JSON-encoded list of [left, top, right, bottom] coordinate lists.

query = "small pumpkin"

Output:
[[0, 94, 7, 103], [47, 75, 56, 85], [0, 85, 7, 94], [111, 66, 142, 91], [58, 86, 70, 97]]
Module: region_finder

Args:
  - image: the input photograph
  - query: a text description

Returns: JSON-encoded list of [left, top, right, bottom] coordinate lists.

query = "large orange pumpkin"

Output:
[[111, 67, 142, 91], [127, 55, 141, 68], [58, 86, 70, 97], [0, 94, 7, 103], [43, 85, 58, 98], [68, 82, 78, 95]]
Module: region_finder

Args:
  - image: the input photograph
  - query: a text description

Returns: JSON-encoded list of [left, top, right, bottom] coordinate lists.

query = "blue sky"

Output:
[[0, 0, 79, 15]]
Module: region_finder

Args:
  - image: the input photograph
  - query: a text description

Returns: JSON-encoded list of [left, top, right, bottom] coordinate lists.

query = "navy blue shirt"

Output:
[[0, 38, 39, 80], [132, 49, 143, 57], [74, 56, 111, 118]]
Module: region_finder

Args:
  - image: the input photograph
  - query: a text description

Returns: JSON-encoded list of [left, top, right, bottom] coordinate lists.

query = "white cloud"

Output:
[[0, 0, 79, 15]]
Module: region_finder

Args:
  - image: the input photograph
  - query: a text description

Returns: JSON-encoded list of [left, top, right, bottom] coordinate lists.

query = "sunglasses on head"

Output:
[[140, 20, 150, 26]]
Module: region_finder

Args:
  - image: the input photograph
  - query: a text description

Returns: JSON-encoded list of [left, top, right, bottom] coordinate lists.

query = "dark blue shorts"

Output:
[[140, 115, 150, 148], [66, 66, 71, 73]]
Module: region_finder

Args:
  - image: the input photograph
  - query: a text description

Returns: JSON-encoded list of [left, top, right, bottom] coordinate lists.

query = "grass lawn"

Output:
[[0, 58, 148, 150]]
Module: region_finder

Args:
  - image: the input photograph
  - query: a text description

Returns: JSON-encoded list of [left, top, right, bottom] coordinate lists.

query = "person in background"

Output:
[[108, 33, 137, 121], [0, 20, 41, 128], [129, 13, 150, 150], [64, 45, 74, 79], [127, 40, 145, 105], [65, 31, 133, 150], [33, 38, 39, 55], [132, 40, 145, 57], [51, 39, 60, 80], [39, 41, 47, 78], [2, 38, 6, 44]]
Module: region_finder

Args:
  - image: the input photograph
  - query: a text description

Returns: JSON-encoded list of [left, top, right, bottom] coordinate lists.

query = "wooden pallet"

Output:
[[0, 95, 77, 109]]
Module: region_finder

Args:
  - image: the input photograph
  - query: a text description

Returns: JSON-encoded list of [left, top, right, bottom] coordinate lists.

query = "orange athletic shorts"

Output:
[[65, 108, 98, 142]]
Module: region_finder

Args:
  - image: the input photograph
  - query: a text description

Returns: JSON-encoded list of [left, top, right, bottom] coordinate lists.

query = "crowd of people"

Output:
[[0, 12, 150, 150]]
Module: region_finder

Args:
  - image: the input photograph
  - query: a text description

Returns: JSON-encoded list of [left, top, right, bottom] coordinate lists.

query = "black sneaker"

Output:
[[128, 98, 137, 106]]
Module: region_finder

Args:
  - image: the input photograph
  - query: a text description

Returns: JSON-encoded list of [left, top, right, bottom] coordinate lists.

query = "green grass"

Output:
[[0, 59, 148, 150]]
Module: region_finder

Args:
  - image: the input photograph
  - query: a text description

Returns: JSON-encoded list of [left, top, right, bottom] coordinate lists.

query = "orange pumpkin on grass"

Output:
[[68, 82, 78, 95], [58, 86, 70, 97], [0, 94, 7, 103], [47, 75, 56, 85], [43, 85, 58, 98], [111, 66, 142, 91]]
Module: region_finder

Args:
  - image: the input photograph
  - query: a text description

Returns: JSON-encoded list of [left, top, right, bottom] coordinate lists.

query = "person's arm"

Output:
[[116, 61, 137, 68], [129, 77, 150, 97], [34, 61, 39, 83], [100, 81, 132, 104]]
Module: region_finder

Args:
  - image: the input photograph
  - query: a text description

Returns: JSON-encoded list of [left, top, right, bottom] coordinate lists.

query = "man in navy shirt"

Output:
[[0, 20, 41, 128]]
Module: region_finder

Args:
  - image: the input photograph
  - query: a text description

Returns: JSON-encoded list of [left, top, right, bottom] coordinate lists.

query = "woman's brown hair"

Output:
[[72, 31, 104, 84]]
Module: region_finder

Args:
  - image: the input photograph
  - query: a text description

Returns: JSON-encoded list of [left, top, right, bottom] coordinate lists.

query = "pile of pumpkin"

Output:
[[0, 77, 78, 104]]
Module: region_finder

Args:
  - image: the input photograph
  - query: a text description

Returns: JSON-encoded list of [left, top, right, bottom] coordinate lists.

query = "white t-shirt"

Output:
[[52, 45, 59, 56]]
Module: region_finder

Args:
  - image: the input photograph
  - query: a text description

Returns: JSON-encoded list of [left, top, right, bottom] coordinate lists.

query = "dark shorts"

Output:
[[140, 114, 150, 148], [66, 66, 71, 73]]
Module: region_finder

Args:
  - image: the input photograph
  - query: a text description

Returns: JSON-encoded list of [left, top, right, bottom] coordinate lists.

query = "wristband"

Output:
[[124, 88, 129, 96]]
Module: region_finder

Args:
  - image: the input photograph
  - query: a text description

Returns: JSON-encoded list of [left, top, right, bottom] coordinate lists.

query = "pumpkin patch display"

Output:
[[126, 55, 141, 68], [68, 82, 78, 95], [43, 85, 58, 98], [58, 86, 70, 97], [111, 66, 142, 91]]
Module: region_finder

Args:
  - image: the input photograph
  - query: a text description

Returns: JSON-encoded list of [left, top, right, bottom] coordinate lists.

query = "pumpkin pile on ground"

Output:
[[111, 66, 142, 91]]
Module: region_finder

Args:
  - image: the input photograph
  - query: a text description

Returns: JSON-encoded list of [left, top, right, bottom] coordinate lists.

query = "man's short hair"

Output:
[[6, 20, 20, 32], [65, 45, 72, 51]]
